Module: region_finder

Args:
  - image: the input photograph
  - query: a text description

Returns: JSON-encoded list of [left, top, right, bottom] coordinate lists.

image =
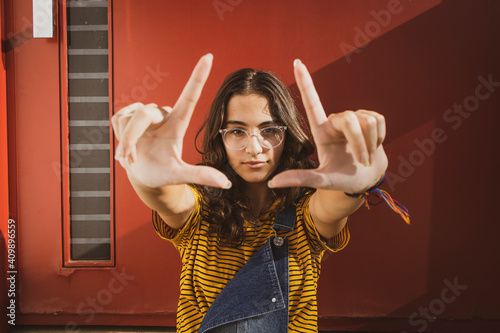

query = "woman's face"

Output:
[[224, 94, 285, 185]]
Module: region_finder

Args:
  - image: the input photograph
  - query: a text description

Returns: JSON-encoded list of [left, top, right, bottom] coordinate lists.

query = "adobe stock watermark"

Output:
[[6, 219, 17, 326], [113, 65, 170, 111], [213, 0, 244, 22], [339, 0, 405, 64], [401, 277, 468, 333], [385, 73, 500, 191], [5, 16, 33, 53], [51, 65, 169, 181], [5, 0, 59, 52], [64, 267, 135, 332]]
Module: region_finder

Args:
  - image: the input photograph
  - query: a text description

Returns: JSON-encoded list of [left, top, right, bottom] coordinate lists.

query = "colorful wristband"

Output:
[[345, 173, 410, 224]]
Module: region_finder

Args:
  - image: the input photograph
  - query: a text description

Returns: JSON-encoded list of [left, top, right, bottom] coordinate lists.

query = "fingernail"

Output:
[[115, 145, 124, 159], [205, 53, 213, 61], [116, 156, 126, 169], [223, 180, 232, 189], [360, 152, 369, 167], [268, 180, 274, 188], [293, 59, 301, 67]]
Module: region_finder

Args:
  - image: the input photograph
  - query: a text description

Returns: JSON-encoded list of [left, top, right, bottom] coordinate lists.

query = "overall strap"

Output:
[[273, 204, 296, 232], [273, 188, 307, 232], [272, 204, 296, 248], [199, 205, 297, 333]]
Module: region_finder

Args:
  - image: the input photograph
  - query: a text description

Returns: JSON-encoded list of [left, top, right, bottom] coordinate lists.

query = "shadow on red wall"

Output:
[[309, 0, 500, 331]]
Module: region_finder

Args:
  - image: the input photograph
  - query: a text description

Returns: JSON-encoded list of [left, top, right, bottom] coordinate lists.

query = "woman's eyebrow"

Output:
[[226, 120, 278, 127]]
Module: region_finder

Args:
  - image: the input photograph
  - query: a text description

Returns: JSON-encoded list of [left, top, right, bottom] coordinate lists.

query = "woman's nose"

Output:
[[245, 134, 263, 156]]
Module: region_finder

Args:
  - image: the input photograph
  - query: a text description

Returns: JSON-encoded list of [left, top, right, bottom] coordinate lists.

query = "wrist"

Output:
[[345, 174, 385, 198], [343, 173, 410, 224]]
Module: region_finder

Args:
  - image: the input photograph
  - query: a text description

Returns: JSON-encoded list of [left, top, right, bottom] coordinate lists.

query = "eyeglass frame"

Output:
[[218, 125, 287, 151]]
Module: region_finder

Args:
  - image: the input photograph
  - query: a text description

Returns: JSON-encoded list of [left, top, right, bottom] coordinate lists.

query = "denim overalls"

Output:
[[198, 205, 297, 333]]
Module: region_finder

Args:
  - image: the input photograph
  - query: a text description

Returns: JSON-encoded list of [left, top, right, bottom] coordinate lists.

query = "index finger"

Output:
[[172, 53, 213, 123], [115, 103, 165, 161], [293, 59, 328, 130]]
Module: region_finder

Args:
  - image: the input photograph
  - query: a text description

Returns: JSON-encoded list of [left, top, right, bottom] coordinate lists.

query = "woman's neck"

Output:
[[243, 181, 274, 217]]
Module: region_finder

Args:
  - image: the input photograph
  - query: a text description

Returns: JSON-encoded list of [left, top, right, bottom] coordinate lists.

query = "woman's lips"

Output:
[[243, 161, 267, 168]]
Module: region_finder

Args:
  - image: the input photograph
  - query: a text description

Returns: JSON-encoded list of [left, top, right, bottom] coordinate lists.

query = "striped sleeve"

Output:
[[151, 185, 202, 249], [298, 191, 350, 253]]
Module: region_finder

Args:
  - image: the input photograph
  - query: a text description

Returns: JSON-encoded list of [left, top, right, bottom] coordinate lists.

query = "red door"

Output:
[[8, 0, 500, 332]]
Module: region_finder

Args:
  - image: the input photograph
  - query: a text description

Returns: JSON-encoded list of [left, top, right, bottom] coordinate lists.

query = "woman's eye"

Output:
[[229, 129, 246, 135], [261, 127, 279, 135]]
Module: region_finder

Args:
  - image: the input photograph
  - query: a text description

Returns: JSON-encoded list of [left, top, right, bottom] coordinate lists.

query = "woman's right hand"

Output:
[[111, 54, 231, 189]]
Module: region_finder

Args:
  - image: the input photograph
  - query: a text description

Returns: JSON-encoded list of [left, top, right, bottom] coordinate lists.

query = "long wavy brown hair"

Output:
[[195, 68, 317, 246]]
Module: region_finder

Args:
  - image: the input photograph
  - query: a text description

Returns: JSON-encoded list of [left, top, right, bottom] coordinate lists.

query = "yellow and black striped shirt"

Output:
[[152, 186, 350, 332]]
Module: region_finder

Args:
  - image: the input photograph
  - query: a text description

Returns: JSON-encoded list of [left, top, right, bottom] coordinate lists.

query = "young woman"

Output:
[[112, 54, 390, 332]]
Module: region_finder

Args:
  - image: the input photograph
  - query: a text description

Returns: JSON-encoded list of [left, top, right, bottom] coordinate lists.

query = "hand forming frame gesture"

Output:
[[112, 54, 231, 189], [269, 59, 388, 194]]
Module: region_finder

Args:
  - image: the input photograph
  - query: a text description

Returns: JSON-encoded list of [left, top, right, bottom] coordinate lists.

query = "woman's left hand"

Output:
[[269, 59, 388, 194]]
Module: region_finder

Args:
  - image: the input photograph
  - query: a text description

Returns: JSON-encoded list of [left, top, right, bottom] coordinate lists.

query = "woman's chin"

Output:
[[239, 173, 272, 185]]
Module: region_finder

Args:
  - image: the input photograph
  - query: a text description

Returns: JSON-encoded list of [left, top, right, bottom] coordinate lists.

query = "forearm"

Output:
[[309, 189, 364, 239], [127, 173, 195, 229]]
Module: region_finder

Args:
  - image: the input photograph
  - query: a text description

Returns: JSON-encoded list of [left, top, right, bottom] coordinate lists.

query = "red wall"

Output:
[[4, 0, 500, 332]]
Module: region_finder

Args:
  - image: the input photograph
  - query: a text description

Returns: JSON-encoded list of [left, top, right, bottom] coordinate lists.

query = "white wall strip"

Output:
[[69, 144, 110, 150], [71, 191, 110, 197], [68, 73, 109, 79], [71, 238, 111, 244], [67, 1, 108, 8], [71, 214, 111, 221], [67, 25, 108, 31], [68, 49, 108, 55], [70, 167, 110, 174], [69, 97, 109, 103], [69, 120, 109, 127]]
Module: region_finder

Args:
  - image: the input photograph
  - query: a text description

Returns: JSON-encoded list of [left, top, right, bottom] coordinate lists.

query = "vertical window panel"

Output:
[[64, 0, 113, 264]]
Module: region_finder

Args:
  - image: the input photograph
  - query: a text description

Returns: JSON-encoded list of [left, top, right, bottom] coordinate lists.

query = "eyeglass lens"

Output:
[[223, 127, 285, 150]]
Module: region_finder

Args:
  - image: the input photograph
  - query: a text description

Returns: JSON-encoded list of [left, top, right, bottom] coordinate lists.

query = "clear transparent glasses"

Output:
[[219, 126, 287, 151]]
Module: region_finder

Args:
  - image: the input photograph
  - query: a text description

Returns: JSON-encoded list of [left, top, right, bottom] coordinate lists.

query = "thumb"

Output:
[[183, 165, 232, 189], [268, 169, 326, 189]]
